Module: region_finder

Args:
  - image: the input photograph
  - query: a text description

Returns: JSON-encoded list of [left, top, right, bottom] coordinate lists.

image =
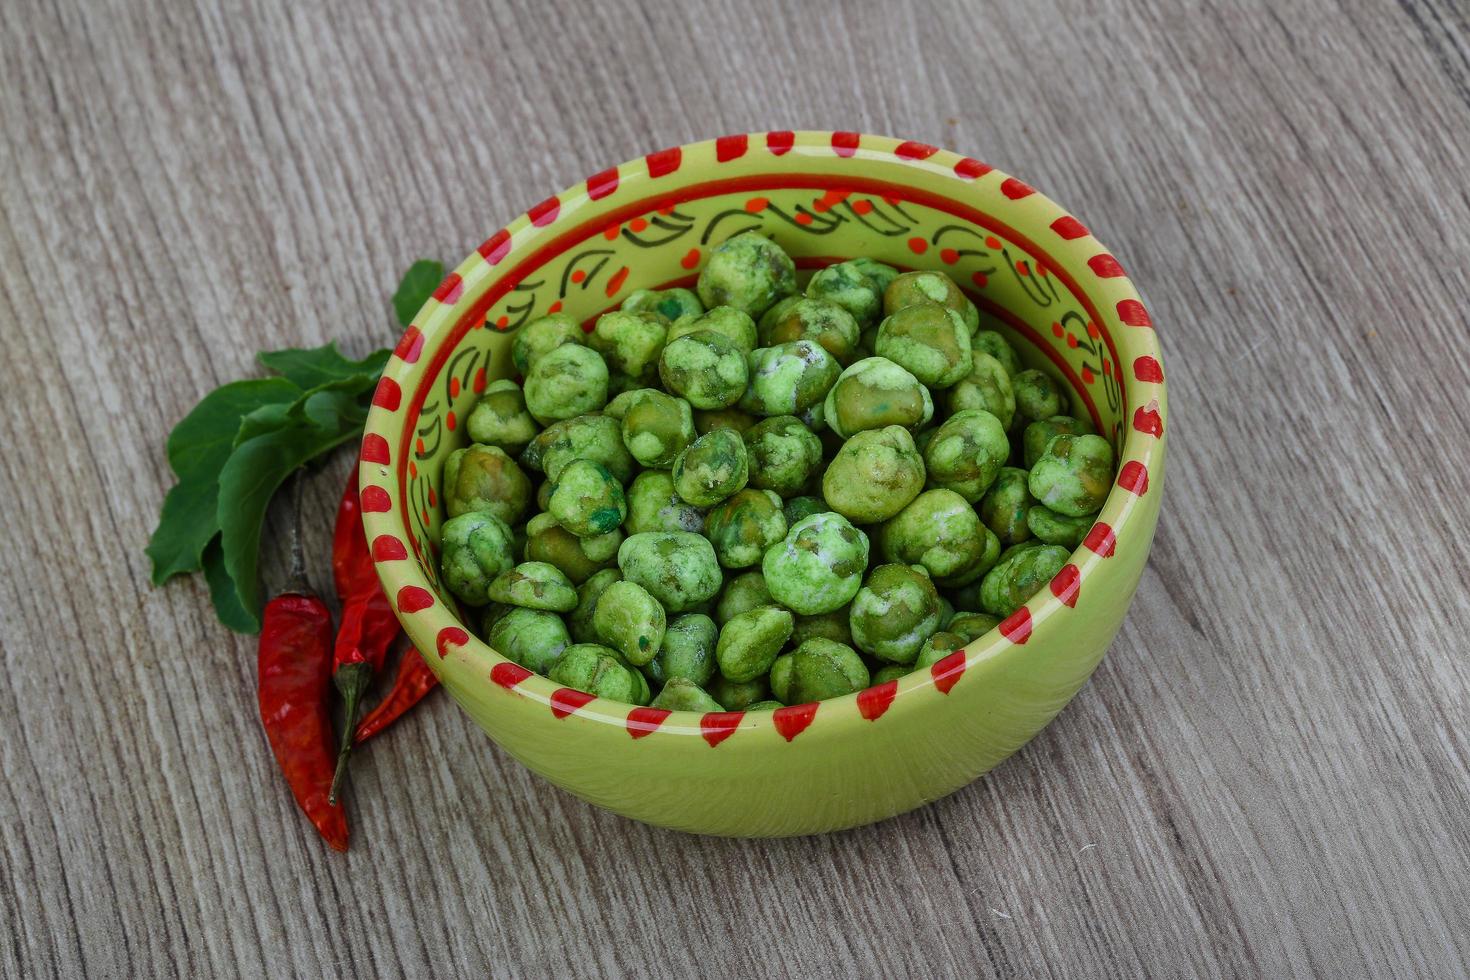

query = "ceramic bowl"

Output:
[[360, 131, 1166, 837]]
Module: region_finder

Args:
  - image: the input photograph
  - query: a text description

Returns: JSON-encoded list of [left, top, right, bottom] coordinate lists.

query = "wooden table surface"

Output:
[[4, 0, 1470, 976]]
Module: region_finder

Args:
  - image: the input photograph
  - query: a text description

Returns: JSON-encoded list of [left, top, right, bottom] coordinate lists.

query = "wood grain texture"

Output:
[[3, 0, 1469, 976]]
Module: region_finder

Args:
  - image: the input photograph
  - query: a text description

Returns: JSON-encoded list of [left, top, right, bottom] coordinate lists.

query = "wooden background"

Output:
[[3, 0, 1469, 976]]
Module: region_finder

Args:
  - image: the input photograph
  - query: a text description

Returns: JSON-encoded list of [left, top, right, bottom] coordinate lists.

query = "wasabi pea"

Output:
[[805, 260, 884, 327], [923, 409, 1009, 502], [488, 607, 571, 674], [439, 512, 516, 605], [872, 664, 910, 685], [703, 489, 787, 568], [883, 270, 979, 333], [548, 459, 627, 536], [877, 489, 997, 585], [849, 564, 943, 664], [549, 643, 646, 705], [847, 258, 900, 296], [791, 608, 853, 647], [979, 543, 1070, 618], [1012, 369, 1069, 429], [973, 330, 1022, 379], [740, 340, 840, 417], [822, 357, 934, 438], [758, 297, 862, 365], [524, 512, 617, 584], [1027, 505, 1092, 548], [1023, 415, 1095, 469], [874, 302, 973, 389], [464, 380, 540, 453], [587, 310, 668, 385], [523, 344, 609, 423], [709, 675, 770, 711], [756, 294, 802, 339], [667, 306, 758, 354], [512, 312, 584, 374], [715, 571, 774, 625], [622, 286, 703, 322], [644, 613, 718, 686], [486, 561, 578, 612], [693, 406, 757, 435], [1028, 433, 1115, 517], [769, 638, 870, 704], [743, 416, 823, 497], [696, 232, 797, 317], [593, 580, 667, 666], [743, 700, 784, 712], [617, 531, 723, 612], [915, 631, 968, 670], [822, 425, 925, 524], [947, 352, 1015, 429], [782, 495, 826, 526], [524, 414, 635, 483], [762, 512, 869, 615], [568, 568, 620, 643], [651, 677, 723, 712], [672, 428, 748, 506], [658, 330, 749, 409], [619, 389, 696, 467], [979, 467, 1036, 545], [624, 470, 706, 534], [443, 444, 533, 524], [947, 612, 1001, 643], [716, 606, 794, 682]]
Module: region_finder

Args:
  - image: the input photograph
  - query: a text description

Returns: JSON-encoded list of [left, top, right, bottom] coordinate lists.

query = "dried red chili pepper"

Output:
[[328, 468, 402, 803], [353, 644, 440, 744], [258, 473, 347, 851]]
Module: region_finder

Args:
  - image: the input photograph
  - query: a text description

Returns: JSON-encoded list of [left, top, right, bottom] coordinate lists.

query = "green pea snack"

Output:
[[822, 425, 925, 524], [523, 343, 609, 423], [549, 644, 648, 705], [512, 312, 585, 374], [1028, 433, 1115, 517], [625, 470, 706, 535], [465, 380, 540, 453], [1011, 369, 1069, 430], [743, 416, 824, 497], [822, 357, 934, 439], [672, 428, 749, 506], [805, 260, 885, 327], [696, 232, 797, 317], [622, 286, 704, 323], [1022, 415, 1095, 469], [874, 302, 973, 389], [770, 638, 870, 704], [435, 237, 1117, 709], [593, 580, 667, 666], [716, 606, 794, 682], [882, 271, 980, 333], [849, 564, 943, 664], [486, 561, 579, 612], [658, 330, 750, 409], [442, 444, 533, 524], [667, 306, 759, 354], [758, 297, 862, 365], [548, 459, 627, 536], [763, 512, 869, 615], [947, 352, 1016, 430]]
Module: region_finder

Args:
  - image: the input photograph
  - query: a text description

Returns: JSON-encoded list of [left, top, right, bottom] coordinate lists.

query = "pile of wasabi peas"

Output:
[[437, 232, 1115, 712]]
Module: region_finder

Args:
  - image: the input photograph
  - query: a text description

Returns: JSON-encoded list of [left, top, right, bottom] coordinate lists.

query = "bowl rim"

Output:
[[360, 130, 1166, 743]]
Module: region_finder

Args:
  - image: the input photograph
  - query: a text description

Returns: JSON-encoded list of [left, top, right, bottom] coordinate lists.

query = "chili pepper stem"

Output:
[[329, 661, 373, 805], [281, 468, 311, 596]]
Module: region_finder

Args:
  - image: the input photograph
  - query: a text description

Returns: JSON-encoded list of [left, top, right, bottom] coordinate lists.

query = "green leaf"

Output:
[[216, 396, 372, 624], [392, 259, 444, 326], [202, 534, 260, 633], [146, 378, 303, 584], [257, 342, 391, 390]]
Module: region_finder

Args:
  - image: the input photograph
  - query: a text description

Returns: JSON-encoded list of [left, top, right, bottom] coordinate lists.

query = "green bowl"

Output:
[[360, 131, 1167, 836]]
